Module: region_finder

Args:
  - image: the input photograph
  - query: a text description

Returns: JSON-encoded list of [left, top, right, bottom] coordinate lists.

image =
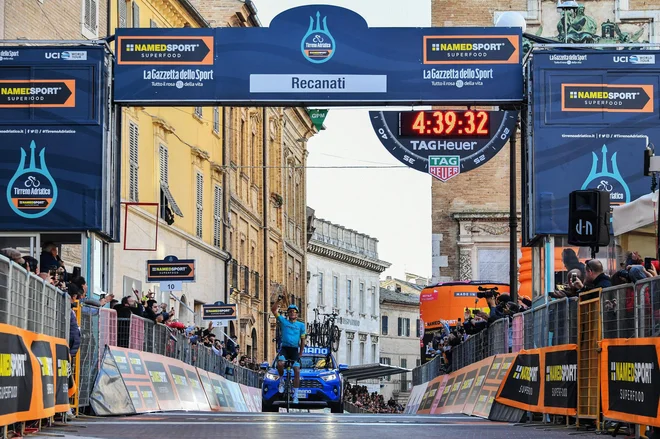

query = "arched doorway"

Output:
[[251, 327, 258, 361]]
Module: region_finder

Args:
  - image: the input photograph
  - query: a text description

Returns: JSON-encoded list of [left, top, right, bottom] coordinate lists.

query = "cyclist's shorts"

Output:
[[277, 346, 300, 368]]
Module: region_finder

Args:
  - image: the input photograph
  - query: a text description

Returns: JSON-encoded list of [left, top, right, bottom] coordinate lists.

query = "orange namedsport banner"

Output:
[[0, 323, 70, 427]]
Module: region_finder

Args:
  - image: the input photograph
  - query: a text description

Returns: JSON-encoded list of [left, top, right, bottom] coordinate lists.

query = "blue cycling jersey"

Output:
[[277, 315, 306, 348]]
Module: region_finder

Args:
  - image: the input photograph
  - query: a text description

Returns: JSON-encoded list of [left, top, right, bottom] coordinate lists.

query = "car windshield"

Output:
[[273, 355, 335, 369]]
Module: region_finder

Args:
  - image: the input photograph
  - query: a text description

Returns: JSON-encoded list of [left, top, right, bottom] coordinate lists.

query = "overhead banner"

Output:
[[0, 45, 118, 238], [114, 5, 522, 106], [526, 50, 660, 240], [0, 323, 69, 426], [601, 338, 660, 427]]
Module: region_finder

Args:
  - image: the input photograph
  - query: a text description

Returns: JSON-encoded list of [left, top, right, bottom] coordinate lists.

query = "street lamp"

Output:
[[557, 0, 580, 43]]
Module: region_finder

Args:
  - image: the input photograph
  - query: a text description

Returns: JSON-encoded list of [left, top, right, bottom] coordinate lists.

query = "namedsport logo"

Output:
[[301, 11, 336, 64]]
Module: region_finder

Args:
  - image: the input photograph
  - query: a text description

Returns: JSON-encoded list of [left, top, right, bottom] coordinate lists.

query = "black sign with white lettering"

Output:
[[497, 351, 541, 411], [0, 333, 33, 417], [543, 348, 577, 412], [606, 344, 660, 418], [146, 255, 195, 282], [369, 110, 518, 183], [30, 340, 55, 411]]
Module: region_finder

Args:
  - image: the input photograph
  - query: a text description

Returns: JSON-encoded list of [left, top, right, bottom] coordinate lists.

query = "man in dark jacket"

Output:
[[573, 259, 612, 291], [68, 286, 82, 358]]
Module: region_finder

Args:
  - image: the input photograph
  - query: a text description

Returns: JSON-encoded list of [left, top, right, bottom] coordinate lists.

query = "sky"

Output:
[[253, 0, 433, 281]]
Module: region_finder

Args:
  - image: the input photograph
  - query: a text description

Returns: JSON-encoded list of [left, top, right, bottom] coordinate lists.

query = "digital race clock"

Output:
[[399, 110, 491, 138], [370, 109, 518, 182]]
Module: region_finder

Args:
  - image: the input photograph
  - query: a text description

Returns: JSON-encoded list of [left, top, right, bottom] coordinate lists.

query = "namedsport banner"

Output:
[[0, 323, 70, 426], [601, 338, 660, 427]]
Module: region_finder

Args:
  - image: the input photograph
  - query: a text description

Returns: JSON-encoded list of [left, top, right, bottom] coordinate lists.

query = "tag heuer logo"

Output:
[[429, 155, 460, 182]]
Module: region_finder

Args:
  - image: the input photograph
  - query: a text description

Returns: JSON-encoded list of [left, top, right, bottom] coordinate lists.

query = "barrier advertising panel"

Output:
[[114, 5, 522, 106], [542, 345, 578, 416], [0, 324, 69, 426], [417, 375, 447, 414], [0, 45, 117, 238], [472, 353, 515, 418], [601, 338, 660, 427], [526, 50, 660, 240], [404, 383, 428, 414], [496, 349, 542, 412]]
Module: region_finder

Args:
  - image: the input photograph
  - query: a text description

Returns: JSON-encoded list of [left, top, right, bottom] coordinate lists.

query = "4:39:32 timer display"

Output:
[[398, 110, 491, 137]]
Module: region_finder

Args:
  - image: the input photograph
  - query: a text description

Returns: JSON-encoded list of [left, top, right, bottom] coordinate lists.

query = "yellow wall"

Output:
[[111, 0, 222, 247]]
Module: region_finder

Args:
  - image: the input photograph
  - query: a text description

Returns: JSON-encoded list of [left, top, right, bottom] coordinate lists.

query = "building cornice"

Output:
[[308, 241, 390, 273], [452, 211, 521, 221], [229, 195, 262, 227]]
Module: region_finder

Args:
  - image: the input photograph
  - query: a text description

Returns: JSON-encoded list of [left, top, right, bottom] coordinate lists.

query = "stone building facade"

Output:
[[306, 216, 390, 367], [379, 288, 421, 404], [430, 0, 657, 285]]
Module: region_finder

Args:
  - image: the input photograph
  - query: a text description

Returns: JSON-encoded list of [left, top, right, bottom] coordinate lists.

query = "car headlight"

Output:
[[265, 372, 279, 381], [321, 373, 337, 382]]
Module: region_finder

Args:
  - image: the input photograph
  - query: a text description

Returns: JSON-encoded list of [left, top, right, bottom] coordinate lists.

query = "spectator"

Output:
[[1, 248, 28, 270], [39, 242, 67, 281], [68, 287, 81, 359], [573, 259, 611, 291], [23, 255, 38, 274]]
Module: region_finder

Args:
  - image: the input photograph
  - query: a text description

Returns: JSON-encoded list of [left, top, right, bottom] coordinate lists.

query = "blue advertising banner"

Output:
[[528, 50, 660, 238], [0, 46, 117, 237], [114, 5, 523, 106]]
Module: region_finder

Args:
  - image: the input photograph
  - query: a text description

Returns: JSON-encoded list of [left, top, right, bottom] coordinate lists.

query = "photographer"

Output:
[[550, 268, 584, 299]]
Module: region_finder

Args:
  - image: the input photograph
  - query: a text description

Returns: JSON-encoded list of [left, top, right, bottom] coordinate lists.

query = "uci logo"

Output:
[[45, 52, 61, 59], [613, 56, 629, 63]]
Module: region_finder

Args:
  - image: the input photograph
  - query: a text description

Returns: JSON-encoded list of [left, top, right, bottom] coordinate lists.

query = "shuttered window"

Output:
[[118, 0, 127, 28], [213, 186, 222, 247], [128, 122, 139, 201], [196, 172, 203, 238], [213, 107, 220, 133], [132, 2, 140, 27], [159, 145, 168, 185], [82, 0, 98, 37]]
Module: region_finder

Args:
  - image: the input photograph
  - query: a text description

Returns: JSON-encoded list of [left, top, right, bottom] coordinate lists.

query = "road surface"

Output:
[[28, 412, 596, 439]]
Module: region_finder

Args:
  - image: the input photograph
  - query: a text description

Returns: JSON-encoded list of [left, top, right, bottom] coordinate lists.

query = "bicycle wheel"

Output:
[[286, 366, 291, 412], [331, 325, 341, 352]]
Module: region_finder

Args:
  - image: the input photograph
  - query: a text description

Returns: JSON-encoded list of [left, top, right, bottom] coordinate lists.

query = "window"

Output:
[[213, 186, 222, 247], [132, 1, 140, 27], [213, 107, 220, 133], [359, 342, 365, 364], [82, 0, 99, 38], [347, 279, 352, 310], [159, 144, 169, 185], [477, 248, 510, 283], [128, 122, 139, 201], [195, 172, 203, 238], [416, 319, 422, 338], [159, 144, 183, 221], [332, 276, 338, 308], [400, 359, 408, 391], [346, 340, 352, 365], [359, 282, 365, 313], [194, 107, 203, 118], [381, 316, 388, 335], [397, 318, 410, 337], [381, 357, 391, 380], [118, 0, 127, 28], [317, 272, 324, 305], [371, 344, 377, 363], [371, 287, 376, 314]]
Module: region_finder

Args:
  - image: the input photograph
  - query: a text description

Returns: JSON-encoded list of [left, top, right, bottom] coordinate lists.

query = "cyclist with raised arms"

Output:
[[271, 295, 306, 404]]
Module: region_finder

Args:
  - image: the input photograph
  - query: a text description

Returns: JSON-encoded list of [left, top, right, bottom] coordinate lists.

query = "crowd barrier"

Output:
[[0, 255, 72, 432], [90, 346, 262, 414], [408, 277, 660, 431], [75, 304, 263, 414]]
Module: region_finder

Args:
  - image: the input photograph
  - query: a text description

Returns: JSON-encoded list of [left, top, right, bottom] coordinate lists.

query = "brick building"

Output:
[[430, 0, 657, 285]]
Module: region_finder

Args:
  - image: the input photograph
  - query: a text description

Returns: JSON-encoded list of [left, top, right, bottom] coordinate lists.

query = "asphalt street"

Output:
[[30, 412, 597, 439]]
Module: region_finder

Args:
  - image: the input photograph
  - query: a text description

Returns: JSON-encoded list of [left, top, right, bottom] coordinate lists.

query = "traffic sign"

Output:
[[146, 255, 195, 283]]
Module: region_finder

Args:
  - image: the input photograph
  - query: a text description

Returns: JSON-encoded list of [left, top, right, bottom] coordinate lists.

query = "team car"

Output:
[[261, 346, 347, 413]]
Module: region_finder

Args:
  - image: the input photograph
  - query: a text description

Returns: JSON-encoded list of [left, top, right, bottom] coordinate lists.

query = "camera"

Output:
[[476, 286, 499, 299], [571, 273, 578, 282]]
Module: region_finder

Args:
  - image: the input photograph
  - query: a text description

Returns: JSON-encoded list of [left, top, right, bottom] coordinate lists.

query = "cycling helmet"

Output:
[[287, 304, 299, 312]]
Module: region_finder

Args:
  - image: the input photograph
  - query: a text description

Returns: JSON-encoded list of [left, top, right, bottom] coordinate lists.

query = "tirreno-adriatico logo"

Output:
[[301, 11, 336, 64], [7, 140, 58, 219]]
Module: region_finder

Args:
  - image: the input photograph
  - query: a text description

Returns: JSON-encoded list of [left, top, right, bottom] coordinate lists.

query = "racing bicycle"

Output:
[[307, 309, 341, 352]]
